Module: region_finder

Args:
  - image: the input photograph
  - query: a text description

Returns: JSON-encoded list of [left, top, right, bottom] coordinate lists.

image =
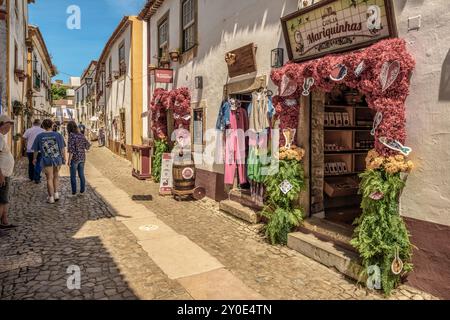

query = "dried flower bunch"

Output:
[[366, 150, 414, 174], [278, 145, 305, 162], [150, 87, 192, 139]]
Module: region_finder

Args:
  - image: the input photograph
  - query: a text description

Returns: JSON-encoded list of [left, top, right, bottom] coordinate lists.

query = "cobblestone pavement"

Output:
[[0, 145, 437, 300]]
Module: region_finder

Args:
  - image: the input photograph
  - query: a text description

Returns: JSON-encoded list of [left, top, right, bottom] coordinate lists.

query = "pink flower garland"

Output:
[[150, 87, 192, 139], [271, 38, 415, 156]]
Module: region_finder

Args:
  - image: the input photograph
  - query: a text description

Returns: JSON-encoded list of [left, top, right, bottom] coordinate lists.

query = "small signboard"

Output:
[[159, 153, 174, 195], [154, 68, 174, 83], [226, 43, 257, 78], [281, 0, 397, 62]]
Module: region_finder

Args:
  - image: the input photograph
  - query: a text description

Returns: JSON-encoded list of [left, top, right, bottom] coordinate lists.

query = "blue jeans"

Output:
[[70, 161, 86, 195], [27, 153, 42, 183]]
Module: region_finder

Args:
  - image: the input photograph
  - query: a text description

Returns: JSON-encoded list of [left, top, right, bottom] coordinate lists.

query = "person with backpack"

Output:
[[32, 119, 66, 204]]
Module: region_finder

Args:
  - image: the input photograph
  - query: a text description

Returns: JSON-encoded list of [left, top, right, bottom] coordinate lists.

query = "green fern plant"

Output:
[[261, 160, 306, 245], [351, 169, 413, 296], [152, 139, 169, 183]]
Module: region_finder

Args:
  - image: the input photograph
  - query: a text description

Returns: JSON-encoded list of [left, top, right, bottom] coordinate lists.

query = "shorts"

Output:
[[0, 177, 10, 204]]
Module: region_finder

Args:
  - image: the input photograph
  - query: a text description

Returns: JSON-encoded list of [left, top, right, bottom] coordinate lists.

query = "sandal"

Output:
[[0, 223, 18, 230]]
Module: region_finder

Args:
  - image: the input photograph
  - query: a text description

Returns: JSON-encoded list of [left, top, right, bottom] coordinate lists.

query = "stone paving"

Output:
[[0, 145, 438, 300]]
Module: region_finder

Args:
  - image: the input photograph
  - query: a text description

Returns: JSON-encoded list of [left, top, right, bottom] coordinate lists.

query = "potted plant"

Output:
[[169, 48, 181, 62], [12, 100, 24, 116]]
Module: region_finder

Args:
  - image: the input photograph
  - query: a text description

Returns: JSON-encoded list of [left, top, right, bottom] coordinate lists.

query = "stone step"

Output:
[[288, 232, 366, 283], [219, 200, 261, 224], [228, 189, 263, 211], [301, 217, 356, 253]]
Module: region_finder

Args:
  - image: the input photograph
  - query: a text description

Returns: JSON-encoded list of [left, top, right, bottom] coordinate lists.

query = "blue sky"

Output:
[[29, 0, 147, 83]]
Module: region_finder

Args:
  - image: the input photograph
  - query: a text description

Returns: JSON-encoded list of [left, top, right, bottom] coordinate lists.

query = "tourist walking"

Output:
[[0, 115, 17, 229], [78, 122, 86, 136], [32, 119, 66, 204], [67, 121, 90, 196], [98, 126, 105, 147], [23, 119, 45, 183]]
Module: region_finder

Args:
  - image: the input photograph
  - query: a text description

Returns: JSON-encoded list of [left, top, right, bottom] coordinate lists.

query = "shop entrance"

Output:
[[310, 85, 375, 227]]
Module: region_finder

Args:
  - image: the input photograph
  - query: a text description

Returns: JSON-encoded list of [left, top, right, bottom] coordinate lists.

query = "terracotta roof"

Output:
[[138, 0, 166, 21], [81, 60, 98, 80]]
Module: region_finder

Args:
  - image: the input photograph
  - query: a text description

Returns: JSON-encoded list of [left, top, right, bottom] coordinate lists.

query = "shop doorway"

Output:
[[310, 85, 375, 227]]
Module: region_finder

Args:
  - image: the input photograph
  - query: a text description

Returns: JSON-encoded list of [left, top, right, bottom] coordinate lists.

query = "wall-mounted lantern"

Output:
[[271, 48, 284, 68], [195, 76, 203, 89]]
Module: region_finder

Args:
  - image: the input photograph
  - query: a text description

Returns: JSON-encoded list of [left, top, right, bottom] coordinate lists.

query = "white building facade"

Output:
[[138, 0, 450, 299], [27, 25, 56, 117]]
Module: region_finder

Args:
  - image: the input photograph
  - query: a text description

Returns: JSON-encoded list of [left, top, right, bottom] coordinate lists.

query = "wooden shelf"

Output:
[[325, 104, 369, 109], [325, 126, 371, 131], [325, 172, 363, 178], [325, 149, 370, 155]]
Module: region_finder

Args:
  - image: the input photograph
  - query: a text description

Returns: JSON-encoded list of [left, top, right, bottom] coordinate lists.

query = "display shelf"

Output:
[[325, 171, 364, 178], [324, 126, 372, 131], [325, 149, 370, 155], [325, 104, 369, 109]]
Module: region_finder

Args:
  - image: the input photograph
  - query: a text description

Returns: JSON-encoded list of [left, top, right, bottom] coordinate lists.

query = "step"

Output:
[[288, 232, 366, 283], [301, 217, 356, 253], [228, 189, 264, 211], [219, 200, 261, 224]]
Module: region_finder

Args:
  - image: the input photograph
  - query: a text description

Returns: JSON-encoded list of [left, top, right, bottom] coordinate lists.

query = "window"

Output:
[[181, 0, 197, 52], [14, 0, 19, 17], [108, 57, 112, 79], [118, 42, 126, 77], [158, 16, 169, 64], [82, 87, 85, 102], [14, 42, 18, 71]]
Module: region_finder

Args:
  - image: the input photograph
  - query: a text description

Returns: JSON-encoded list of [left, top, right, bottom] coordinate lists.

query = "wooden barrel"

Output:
[[173, 162, 196, 192]]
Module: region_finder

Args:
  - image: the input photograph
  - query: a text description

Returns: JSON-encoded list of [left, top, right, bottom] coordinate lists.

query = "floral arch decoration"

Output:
[[270, 38, 417, 295], [271, 38, 415, 158]]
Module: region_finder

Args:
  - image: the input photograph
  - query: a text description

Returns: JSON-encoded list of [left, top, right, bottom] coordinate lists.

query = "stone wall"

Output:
[[310, 92, 325, 214]]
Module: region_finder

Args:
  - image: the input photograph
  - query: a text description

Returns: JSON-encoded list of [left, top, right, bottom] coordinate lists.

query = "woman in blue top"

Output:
[[67, 121, 91, 196], [32, 119, 66, 204]]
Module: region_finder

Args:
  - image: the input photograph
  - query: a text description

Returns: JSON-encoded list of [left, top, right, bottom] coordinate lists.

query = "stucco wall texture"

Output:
[[147, 0, 449, 227], [395, 0, 450, 227]]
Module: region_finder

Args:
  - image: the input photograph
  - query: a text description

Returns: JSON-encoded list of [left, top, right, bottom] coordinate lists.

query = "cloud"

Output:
[[104, 0, 147, 15]]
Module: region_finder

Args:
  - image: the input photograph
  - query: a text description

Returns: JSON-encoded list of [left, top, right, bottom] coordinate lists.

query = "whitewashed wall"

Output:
[[104, 26, 132, 145], [148, 0, 299, 171], [0, 0, 7, 115], [394, 0, 450, 227], [30, 37, 53, 114], [8, 0, 28, 108]]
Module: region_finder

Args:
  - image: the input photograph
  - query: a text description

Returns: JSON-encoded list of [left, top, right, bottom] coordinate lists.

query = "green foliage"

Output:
[[261, 160, 306, 245], [351, 169, 413, 296], [152, 139, 169, 183], [51, 84, 68, 101]]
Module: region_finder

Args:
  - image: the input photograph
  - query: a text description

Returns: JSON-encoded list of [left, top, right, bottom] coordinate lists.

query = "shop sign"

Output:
[[159, 153, 174, 195], [225, 43, 257, 78], [154, 68, 174, 83], [281, 0, 397, 62]]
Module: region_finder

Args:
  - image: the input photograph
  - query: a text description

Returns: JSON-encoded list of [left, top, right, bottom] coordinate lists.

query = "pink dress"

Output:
[[224, 108, 248, 185]]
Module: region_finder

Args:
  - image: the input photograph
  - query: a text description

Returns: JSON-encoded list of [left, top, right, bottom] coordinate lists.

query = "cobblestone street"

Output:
[[0, 145, 437, 300]]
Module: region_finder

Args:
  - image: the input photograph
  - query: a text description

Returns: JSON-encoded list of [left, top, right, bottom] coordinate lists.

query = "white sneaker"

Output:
[[54, 192, 60, 201], [47, 196, 55, 204]]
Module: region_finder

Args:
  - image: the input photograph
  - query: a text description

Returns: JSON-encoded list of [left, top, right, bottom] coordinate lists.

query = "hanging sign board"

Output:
[[226, 43, 257, 78], [281, 0, 397, 62], [154, 69, 174, 83], [159, 153, 174, 195]]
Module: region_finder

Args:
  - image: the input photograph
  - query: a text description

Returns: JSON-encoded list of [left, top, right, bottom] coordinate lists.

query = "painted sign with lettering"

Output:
[[159, 153, 174, 195], [282, 0, 397, 62], [154, 69, 174, 83]]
